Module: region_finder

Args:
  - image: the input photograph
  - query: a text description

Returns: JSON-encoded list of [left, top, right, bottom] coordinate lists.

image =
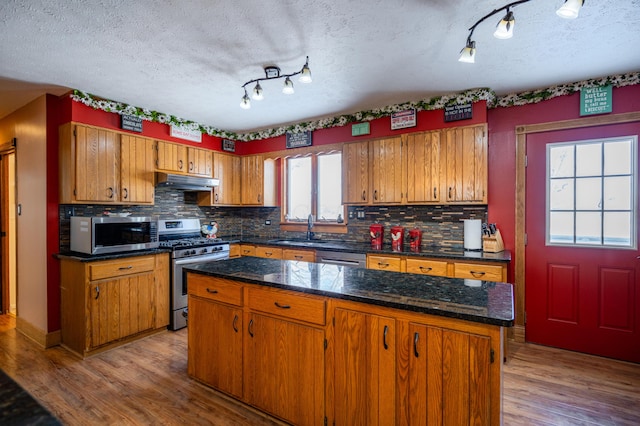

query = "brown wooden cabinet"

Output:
[[229, 243, 241, 259], [241, 155, 276, 206], [197, 151, 241, 206], [333, 307, 396, 426], [59, 123, 155, 204], [442, 124, 487, 203], [371, 136, 405, 204], [187, 274, 243, 399], [342, 141, 370, 204], [406, 130, 441, 203], [254, 246, 283, 259], [367, 254, 403, 272], [397, 321, 494, 425], [156, 140, 187, 173], [60, 253, 169, 357], [187, 146, 213, 177], [282, 248, 315, 262]]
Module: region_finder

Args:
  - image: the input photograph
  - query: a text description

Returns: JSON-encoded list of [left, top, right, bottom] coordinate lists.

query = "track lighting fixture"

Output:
[[240, 56, 311, 109], [459, 0, 585, 63]]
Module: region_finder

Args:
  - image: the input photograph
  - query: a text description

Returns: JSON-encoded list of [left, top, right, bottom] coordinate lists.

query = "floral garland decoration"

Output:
[[71, 71, 639, 142]]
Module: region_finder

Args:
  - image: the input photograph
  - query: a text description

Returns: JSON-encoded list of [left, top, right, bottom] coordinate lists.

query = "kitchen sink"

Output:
[[267, 239, 328, 246]]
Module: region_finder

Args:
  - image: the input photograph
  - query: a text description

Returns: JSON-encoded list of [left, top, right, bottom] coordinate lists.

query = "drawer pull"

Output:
[[414, 332, 420, 358], [419, 266, 432, 273], [274, 302, 291, 309], [470, 271, 486, 278], [383, 325, 389, 350], [294, 255, 303, 259], [206, 288, 218, 294], [378, 262, 389, 268], [233, 314, 239, 333], [118, 266, 133, 270], [265, 252, 272, 256]]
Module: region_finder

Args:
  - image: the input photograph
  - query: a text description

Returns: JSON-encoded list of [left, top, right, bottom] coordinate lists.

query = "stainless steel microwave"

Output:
[[70, 216, 159, 255]]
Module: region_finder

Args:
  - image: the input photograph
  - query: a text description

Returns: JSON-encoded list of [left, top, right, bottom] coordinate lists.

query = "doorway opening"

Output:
[[0, 148, 16, 318]]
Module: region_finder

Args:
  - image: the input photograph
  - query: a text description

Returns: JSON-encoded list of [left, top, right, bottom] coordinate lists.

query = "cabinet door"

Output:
[[120, 135, 155, 203], [188, 297, 243, 398], [342, 141, 370, 204], [442, 125, 487, 203], [88, 272, 155, 350], [241, 155, 264, 205], [406, 131, 441, 203], [371, 137, 405, 204], [245, 313, 325, 426], [334, 308, 396, 426], [212, 152, 241, 205], [188, 147, 213, 177], [156, 140, 187, 173], [75, 125, 119, 202], [401, 323, 491, 425]]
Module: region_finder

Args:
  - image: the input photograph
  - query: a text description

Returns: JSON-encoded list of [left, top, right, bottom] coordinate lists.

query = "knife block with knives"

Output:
[[482, 223, 505, 253]]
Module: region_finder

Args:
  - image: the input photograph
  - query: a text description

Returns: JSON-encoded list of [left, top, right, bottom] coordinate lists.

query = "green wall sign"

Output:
[[580, 85, 612, 116], [352, 122, 370, 136]]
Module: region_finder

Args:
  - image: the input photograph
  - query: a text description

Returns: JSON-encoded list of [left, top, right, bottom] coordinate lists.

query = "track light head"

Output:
[[494, 9, 515, 39], [299, 58, 312, 83], [458, 40, 476, 63], [252, 82, 264, 100], [556, 0, 584, 19], [282, 77, 295, 94], [240, 90, 251, 109]]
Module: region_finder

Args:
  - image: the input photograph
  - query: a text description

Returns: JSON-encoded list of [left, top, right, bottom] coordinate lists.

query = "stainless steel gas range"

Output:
[[158, 218, 230, 330]]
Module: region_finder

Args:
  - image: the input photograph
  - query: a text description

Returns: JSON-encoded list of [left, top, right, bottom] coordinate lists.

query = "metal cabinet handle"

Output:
[[248, 319, 254, 337], [118, 265, 133, 270], [257, 194, 261, 203], [378, 262, 389, 268], [383, 325, 389, 350], [433, 187, 437, 199], [214, 192, 219, 203], [206, 288, 218, 294], [419, 266, 432, 273], [414, 332, 420, 358], [178, 159, 183, 170], [448, 187, 452, 199], [264, 252, 272, 257], [470, 271, 487, 278], [362, 190, 366, 201], [189, 161, 194, 172], [107, 187, 114, 199], [94, 285, 100, 300], [294, 255, 303, 259], [374, 189, 378, 201], [123, 188, 128, 199], [274, 302, 291, 309], [233, 314, 239, 333]]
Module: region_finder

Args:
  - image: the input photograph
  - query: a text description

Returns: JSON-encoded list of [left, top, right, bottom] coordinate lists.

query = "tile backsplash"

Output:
[[59, 187, 487, 251]]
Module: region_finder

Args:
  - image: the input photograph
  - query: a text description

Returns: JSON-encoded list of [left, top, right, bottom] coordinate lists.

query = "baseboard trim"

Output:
[[15, 317, 61, 348], [513, 324, 525, 343]]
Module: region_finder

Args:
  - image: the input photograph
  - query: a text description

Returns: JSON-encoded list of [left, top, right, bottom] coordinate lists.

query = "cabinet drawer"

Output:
[[454, 262, 505, 282], [240, 245, 256, 256], [188, 274, 243, 306], [248, 287, 326, 325], [255, 246, 283, 259], [282, 249, 315, 262], [405, 258, 448, 277], [89, 256, 155, 281], [229, 244, 241, 259], [367, 255, 402, 272]]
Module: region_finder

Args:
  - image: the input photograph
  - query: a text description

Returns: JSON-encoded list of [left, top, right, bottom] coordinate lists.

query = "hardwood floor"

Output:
[[1, 314, 639, 425]]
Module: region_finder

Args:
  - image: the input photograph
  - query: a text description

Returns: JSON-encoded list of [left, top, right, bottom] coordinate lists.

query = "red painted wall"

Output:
[[486, 84, 640, 281]]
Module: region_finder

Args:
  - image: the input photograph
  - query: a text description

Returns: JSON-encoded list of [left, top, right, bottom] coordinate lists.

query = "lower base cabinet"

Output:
[[187, 273, 504, 426]]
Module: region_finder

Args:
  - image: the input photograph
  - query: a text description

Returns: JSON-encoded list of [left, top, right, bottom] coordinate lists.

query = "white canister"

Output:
[[463, 219, 482, 251]]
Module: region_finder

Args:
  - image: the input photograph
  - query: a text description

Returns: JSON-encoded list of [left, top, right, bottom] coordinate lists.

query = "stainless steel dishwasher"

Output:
[[315, 250, 366, 268]]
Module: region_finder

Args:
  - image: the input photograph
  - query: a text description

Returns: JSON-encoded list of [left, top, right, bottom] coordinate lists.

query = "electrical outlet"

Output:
[[357, 211, 365, 219], [265, 220, 271, 225], [65, 206, 74, 219], [348, 211, 355, 219]]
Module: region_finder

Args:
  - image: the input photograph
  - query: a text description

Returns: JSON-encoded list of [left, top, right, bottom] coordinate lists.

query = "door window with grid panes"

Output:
[[546, 136, 637, 248]]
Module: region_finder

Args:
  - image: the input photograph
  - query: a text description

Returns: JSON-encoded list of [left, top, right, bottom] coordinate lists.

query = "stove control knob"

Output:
[[200, 248, 208, 254]]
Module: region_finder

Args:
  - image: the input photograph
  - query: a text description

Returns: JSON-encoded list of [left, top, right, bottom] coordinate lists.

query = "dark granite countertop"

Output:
[[236, 237, 511, 263], [0, 369, 61, 425], [55, 247, 171, 262], [185, 257, 514, 327]]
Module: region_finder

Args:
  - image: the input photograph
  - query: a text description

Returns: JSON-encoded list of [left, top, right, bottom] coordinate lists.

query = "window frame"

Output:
[[545, 135, 638, 249], [280, 149, 347, 233]]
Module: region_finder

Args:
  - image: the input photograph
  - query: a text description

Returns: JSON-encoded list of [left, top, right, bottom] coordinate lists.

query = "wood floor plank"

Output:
[[1, 315, 639, 425]]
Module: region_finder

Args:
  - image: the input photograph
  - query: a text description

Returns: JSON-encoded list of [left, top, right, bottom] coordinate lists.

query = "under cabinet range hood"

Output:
[[155, 172, 219, 191]]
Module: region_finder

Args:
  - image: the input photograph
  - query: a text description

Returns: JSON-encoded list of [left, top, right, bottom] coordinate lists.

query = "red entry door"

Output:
[[525, 122, 640, 363]]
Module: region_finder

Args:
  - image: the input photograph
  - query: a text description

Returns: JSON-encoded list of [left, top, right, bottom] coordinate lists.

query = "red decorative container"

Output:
[[369, 223, 384, 248], [391, 226, 404, 251], [409, 228, 422, 251]]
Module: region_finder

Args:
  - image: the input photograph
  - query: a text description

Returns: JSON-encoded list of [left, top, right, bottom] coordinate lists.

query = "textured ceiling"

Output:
[[0, 0, 639, 133]]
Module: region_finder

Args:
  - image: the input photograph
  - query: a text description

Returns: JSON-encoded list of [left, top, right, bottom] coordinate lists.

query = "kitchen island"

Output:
[[185, 257, 514, 426]]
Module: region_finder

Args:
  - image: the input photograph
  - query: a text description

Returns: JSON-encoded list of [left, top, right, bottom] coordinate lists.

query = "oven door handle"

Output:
[[174, 254, 228, 266]]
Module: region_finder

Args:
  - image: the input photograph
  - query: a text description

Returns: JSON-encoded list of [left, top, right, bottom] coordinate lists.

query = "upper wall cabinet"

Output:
[[241, 155, 277, 207], [155, 140, 212, 178], [442, 124, 487, 204], [342, 136, 405, 205], [342, 124, 487, 206], [198, 151, 242, 206], [59, 123, 154, 205]]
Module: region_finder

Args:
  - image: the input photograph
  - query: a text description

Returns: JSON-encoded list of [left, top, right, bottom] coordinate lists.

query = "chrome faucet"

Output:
[[306, 214, 314, 240]]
